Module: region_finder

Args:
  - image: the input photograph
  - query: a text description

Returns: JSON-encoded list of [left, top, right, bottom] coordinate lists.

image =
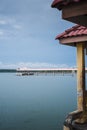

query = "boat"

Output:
[[22, 72, 34, 76]]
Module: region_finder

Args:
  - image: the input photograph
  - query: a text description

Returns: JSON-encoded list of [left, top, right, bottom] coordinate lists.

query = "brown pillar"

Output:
[[77, 43, 86, 111]]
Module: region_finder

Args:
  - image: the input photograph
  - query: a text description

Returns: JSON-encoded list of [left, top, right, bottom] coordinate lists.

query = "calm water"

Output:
[[0, 73, 78, 130]]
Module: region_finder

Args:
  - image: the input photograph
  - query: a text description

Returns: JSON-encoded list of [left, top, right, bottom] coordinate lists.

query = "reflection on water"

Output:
[[0, 73, 77, 130]]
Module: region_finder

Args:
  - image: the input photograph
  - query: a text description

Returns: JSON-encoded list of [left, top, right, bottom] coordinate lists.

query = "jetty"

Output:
[[1, 68, 87, 74], [16, 68, 87, 75], [16, 68, 77, 73]]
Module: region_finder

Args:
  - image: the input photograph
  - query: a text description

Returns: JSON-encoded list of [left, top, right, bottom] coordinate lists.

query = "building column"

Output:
[[77, 43, 86, 111]]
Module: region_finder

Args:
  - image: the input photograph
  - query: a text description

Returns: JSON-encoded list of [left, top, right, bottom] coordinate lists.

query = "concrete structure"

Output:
[[51, 0, 87, 27], [51, 0, 87, 129], [55, 25, 87, 129]]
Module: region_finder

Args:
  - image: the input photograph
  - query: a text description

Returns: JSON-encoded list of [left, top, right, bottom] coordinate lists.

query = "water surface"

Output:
[[0, 73, 77, 130]]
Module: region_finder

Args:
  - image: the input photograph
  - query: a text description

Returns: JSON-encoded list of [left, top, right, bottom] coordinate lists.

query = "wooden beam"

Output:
[[59, 36, 87, 46], [77, 43, 86, 111], [62, 1, 87, 19], [62, 1, 87, 27], [66, 15, 87, 27]]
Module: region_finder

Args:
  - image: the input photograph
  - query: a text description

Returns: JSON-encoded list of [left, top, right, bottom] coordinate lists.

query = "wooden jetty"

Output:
[[16, 68, 87, 74], [16, 68, 77, 73]]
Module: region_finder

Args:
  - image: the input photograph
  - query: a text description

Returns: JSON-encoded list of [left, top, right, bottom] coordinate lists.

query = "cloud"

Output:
[[0, 30, 4, 36], [0, 17, 15, 25], [0, 62, 71, 69], [13, 24, 22, 30], [0, 19, 7, 25], [0, 17, 23, 38]]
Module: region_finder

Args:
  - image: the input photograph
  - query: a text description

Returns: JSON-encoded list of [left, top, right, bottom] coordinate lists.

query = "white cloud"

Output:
[[0, 62, 71, 69], [13, 24, 22, 30], [0, 17, 23, 38], [0, 17, 15, 25], [0, 30, 4, 36], [0, 19, 7, 25]]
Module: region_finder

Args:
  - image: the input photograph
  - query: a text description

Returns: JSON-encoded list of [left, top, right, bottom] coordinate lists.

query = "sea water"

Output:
[[0, 73, 78, 130]]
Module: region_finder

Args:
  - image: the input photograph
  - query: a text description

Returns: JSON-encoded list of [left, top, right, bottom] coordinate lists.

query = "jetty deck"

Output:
[[1, 68, 87, 73]]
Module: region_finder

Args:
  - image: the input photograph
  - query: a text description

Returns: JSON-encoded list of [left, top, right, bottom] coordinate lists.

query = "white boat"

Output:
[[22, 72, 34, 76]]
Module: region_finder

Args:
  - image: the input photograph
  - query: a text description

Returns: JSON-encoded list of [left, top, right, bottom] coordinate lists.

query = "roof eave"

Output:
[[51, 0, 81, 10], [56, 35, 87, 47], [51, 2, 63, 10]]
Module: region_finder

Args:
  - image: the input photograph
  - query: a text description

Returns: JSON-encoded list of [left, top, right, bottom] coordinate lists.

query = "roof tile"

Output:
[[56, 25, 87, 39]]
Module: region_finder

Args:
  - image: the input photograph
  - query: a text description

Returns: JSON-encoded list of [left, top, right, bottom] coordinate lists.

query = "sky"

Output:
[[0, 0, 81, 69]]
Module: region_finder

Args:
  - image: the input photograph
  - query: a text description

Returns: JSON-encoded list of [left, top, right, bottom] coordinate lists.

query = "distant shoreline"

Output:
[[0, 68, 87, 73], [0, 69, 16, 73], [0, 68, 77, 73]]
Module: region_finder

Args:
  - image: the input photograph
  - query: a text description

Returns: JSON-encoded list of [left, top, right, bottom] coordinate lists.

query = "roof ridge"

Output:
[[65, 25, 79, 33]]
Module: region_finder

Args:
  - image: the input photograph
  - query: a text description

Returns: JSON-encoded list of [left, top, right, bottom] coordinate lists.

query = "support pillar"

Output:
[[77, 43, 86, 111], [63, 126, 70, 130], [63, 43, 87, 129], [76, 42, 87, 123]]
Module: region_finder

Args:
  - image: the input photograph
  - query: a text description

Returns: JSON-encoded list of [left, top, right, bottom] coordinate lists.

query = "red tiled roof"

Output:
[[56, 25, 87, 40], [51, 0, 80, 9]]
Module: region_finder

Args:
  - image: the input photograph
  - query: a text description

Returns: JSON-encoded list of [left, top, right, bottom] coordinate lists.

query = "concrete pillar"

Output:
[[77, 43, 86, 111], [63, 126, 70, 130]]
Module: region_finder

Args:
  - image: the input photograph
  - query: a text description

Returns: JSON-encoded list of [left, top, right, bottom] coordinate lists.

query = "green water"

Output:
[[0, 73, 77, 130]]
